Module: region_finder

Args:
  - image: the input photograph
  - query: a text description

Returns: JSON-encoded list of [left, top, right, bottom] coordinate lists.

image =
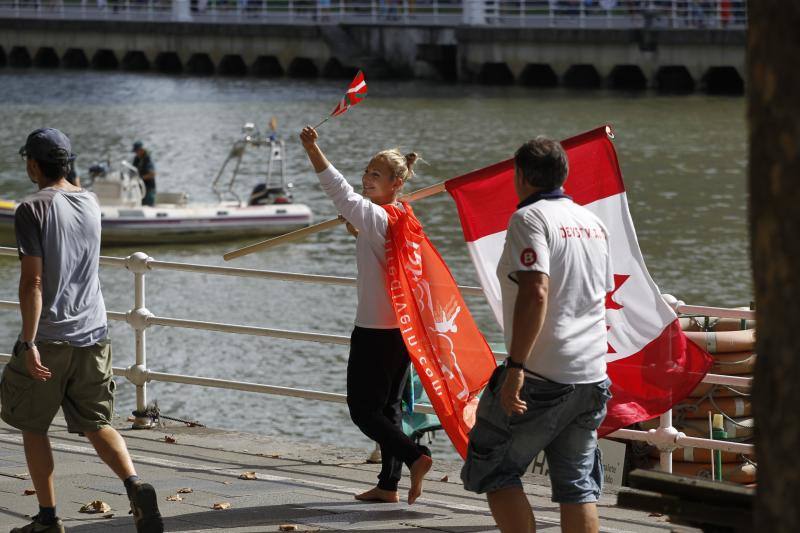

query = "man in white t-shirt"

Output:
[[461, 137, 614, 533]]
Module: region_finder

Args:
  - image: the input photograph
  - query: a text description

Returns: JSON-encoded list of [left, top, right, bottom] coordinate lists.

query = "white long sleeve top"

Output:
[[317, 164, 399, 329]]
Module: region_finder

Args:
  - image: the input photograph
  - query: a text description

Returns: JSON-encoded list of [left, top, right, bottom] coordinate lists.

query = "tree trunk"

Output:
[[750, 2, 800, 531]]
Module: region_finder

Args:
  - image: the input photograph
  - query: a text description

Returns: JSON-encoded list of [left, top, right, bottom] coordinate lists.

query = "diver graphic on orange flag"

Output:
[[383, 202, 496, 459]]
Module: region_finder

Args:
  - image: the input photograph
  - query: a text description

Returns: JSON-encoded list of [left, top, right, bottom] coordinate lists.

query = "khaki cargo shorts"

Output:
[[1, 339, 116, 434]]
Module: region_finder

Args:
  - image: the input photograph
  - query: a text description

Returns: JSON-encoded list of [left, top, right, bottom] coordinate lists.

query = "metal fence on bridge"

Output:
[[0, 0, 747, 28]]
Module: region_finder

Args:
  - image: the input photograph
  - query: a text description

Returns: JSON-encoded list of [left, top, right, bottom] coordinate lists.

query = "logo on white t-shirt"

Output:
[[520, 248, 537, 267]]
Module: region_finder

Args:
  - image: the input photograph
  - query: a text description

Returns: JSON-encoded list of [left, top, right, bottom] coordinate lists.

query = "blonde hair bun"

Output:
[[373, 148, 422, 183], [405, 152, 418, 176]]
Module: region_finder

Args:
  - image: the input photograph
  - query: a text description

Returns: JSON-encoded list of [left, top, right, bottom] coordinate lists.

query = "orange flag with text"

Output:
[[383, 202, 497, 458]]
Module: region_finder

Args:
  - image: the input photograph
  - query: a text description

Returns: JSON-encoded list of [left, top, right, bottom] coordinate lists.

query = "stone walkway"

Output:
[[0, 417, 686, 532]]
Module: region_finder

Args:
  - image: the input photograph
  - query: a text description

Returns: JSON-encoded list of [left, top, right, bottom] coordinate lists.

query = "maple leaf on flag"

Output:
[[330, 71, 367, 117]]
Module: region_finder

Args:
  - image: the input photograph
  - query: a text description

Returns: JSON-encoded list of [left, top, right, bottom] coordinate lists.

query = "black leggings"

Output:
[[346, 326, 429, 491]]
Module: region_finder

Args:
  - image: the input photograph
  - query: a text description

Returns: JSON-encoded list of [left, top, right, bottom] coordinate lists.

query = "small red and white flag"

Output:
[[444, 126, 713, 434], [331, 70, 367, 117]]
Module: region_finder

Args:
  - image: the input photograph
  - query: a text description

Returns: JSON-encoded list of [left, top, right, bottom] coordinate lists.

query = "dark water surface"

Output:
[[0, 71, 750, 459]]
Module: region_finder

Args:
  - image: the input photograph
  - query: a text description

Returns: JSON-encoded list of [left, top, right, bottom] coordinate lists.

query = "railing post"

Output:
[[671, 0, 677, 28], [125, 252, 154, 429], [659, 410, 674, 474]]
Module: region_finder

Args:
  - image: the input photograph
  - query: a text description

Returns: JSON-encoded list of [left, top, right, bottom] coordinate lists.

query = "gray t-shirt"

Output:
[[14, 188, 107, 346]]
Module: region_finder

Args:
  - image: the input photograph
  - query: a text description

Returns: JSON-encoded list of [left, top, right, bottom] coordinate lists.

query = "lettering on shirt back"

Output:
[[558, 225, 607, 240]]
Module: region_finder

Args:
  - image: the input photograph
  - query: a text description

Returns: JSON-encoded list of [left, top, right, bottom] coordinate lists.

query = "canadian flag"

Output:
[[444, 126, 713, 434]]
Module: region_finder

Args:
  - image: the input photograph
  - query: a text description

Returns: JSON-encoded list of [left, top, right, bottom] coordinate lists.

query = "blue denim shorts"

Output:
[[460, 366, 612, 504]]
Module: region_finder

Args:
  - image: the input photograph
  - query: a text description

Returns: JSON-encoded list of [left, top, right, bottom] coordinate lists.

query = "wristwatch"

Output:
[[20, 340, 36, 352], [505, 358, 525, 370]]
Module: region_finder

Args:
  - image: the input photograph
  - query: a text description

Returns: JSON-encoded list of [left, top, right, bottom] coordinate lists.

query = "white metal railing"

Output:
[[0, 0, 748, 29], [0, 246, 755, 473]]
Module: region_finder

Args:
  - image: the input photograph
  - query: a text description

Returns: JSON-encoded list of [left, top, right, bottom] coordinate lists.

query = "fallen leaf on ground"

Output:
[[79, 500, 112, 514], [239, 471, 257, 480], [278, 526, 298, 532], [212, 502, 231, 510], [177, 487, 193, 494], [222, 481, 232, 485], [23, 489, 36, 496], [649, 512, 664, 517], [166, 494, 183, 501], [164, 435, 177, 444], [439, 475, 449, 482]]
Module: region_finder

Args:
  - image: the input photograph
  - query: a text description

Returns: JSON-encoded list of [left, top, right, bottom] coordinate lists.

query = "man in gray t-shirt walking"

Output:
[[1, 128, 163, 533]]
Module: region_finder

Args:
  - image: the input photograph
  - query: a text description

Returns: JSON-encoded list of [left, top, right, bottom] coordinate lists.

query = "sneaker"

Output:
[[10, 515, 65, 533], [128, 481, 164, 533]]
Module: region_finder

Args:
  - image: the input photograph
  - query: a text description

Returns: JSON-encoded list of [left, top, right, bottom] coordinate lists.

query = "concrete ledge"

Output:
[[455, 27, 746, 45], [0, 17, 323, 38]]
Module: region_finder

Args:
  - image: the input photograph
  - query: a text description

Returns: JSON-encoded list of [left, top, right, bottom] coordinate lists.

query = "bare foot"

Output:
[[355, 486, 400, 503], [408, 454, 433, 505]]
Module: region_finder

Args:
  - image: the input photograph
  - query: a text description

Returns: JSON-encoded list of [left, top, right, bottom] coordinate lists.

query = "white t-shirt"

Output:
[[497, 196, 614, 384], [317, 164, 399, 329]]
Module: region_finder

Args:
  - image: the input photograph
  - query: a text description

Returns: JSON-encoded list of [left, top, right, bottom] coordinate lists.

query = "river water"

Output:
[[0, 71, 750, 460]]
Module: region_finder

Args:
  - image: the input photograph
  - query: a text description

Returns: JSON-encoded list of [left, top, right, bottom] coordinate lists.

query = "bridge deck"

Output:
[[0, 417, 691, 532]]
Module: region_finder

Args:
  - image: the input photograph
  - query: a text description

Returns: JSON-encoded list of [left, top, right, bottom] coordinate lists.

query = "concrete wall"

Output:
[[456, 27, 745, 91], [0, 18, 746, 93]]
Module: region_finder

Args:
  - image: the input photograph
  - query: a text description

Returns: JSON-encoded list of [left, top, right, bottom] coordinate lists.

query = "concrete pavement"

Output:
[[0, 417, 687, 532]]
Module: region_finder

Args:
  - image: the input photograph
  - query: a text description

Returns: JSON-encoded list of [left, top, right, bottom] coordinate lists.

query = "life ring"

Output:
[[680, 316, 756, 332], [670, 461, 756, 484], [674, 397, 752, 419], [711, 352, 756, 375], [648, 447, 749, 464], [690, 382, 750, 398], [684, 329, 755, 354]]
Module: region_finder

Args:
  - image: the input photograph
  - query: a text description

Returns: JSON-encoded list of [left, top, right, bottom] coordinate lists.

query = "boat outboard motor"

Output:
[[83, 162, 109, 188], [248, 184, 293, 205]]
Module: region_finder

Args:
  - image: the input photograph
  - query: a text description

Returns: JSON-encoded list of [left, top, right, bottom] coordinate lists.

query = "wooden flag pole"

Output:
[[223, 181, 447, 261]]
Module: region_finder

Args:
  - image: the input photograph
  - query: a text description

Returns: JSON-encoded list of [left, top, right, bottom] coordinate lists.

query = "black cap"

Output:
[[19, 128, 76, 164], [132, 141, 143, 152]]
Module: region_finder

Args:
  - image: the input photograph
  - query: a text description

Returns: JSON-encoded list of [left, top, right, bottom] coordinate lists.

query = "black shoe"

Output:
[[128, 481, 164, 533], [10, 515, 65, 533]]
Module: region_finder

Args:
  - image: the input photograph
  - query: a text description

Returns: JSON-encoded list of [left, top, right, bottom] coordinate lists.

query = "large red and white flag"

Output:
[[445, 126, 713, 434]]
